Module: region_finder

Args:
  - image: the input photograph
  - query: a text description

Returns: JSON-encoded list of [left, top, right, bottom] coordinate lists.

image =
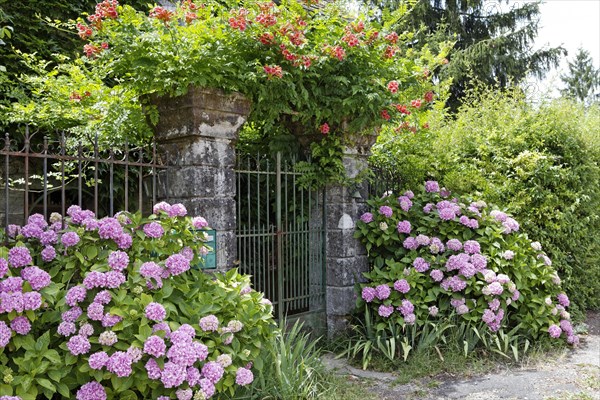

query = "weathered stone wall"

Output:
[[151, 87, 251, 270], [325, 143, 373, 335]]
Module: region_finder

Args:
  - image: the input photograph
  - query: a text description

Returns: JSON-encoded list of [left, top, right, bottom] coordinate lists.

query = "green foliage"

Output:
[[371, 90, 600, 313], [560, 48, 600, 106], [237, 320, 328, 400], [352, 181, 577, 367], [1, 207, 276, 398]]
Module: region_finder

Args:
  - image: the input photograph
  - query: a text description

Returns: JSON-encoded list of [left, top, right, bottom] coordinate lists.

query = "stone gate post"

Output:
[[150, 87, 251, 270], [325, 134, 377, 335]]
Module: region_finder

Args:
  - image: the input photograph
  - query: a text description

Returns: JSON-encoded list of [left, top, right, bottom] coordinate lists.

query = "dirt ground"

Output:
[[324, 312, 600, 400]]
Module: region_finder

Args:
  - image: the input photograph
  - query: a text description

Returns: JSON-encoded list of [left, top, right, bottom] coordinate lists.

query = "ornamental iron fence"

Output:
[[0, 125, 167, 231]]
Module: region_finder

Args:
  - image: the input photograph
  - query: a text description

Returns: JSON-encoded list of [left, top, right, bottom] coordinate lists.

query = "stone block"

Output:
[[327, 314, 351, 338], [215, 230, 237, 270], [167, 197, 237, 231], [162, 166, 234, 199], [327, 229, 365, 258], [326, 285, 358, 316], [151, 87, 251, 142], [159, 139, 235, 169], [326, 256, 369, 287]]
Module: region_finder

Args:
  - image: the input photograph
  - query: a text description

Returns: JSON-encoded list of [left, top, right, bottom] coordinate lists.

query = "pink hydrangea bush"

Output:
[[0, 203, 275, 399], [355, 181, 578, 351]]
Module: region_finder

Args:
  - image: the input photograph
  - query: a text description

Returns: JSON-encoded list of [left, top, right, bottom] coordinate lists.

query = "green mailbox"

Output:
[[198, 229, 217, 270]]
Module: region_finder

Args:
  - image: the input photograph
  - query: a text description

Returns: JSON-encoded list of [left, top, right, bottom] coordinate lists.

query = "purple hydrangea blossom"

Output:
[[21, 223, 44, 239], [40, 230, 58, 246], [61, 231, 81, 248], [236, 367, 254, 386], [153, 201, 172, 215], [202, 361, 225, 384], [167, 342, 198, 367], [67, 335, 91, 355], [393, 279, 410, 293], [106, 351, 133, 377], [144, 335, 167, 357], [0, 259, 7, 279], [165, 254, 190, 276], [199, 315, 219, 332], [104, 271, 126, 289], [102, 314, 122, 328], [79, 323, 94, 337], [423, 203, 434, 213], [176, 389, 193, 400], [23, 292, 42, 310], [0, 276, 23, 292], [362, 287, 376, 302], [0, 321, 10, 347], [378, 304, 394, 317], [415, 234, 430, 246], [21, 266, 51, 290], [463, 240, 481, 254], [94, 290, 111, 305], [425, 181, 440, 192], [429, 237, 445, 254], [413, 257, 430, 273], [482, 282, 504, 296], [557, 293, 570, 307], [396, 220, 411, 234], [145, 358, 162, 380], [8, 247, 32, 268], [548, 324, 562, 338], [192, 216, 209, 229], [446, 239, 462, 251], [502, 217, 520, 234], [398, 196, 412, 212], [375, 284, 391, 300], [187, 366, 201, 386], [428, 306, 439, 317], [41, 246, 57, 262], [438, 207, 457, 221], [108, 251, 129, 271], [143, 222, 164, 239], [403, 237, 419, 250], [360, 212, 373, 223], [430, 269, 444, 282], [76, 381, 106, 400], [89, 351, 109, 370], [198, 378, 216, 399], [62, 306, 83, 322], [379, 206, 393, 218], [169, 203, 188, 217], [404, 190, 414, 199], [10, 316, 31, 335], [145, 302, 166, 322], [161, 361, 187, 388], [470, 254, 487, 270], [98, 218, 123, 240], [398, 299, 414, 316], [66, 286, 87, 307], [441, 276, 467, 292], [87, 303, 104, 321], [7, 224, 21, 238]]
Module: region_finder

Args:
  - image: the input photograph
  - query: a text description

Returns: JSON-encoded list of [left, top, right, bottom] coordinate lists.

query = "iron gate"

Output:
[[235, 152, 326, 321]]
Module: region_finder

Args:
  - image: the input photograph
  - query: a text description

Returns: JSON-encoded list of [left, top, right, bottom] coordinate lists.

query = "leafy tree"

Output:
[[560, 48, 600, 105], [365, 0, 565, 110]]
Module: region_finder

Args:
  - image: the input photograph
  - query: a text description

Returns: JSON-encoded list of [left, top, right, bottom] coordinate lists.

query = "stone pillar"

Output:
[[151, 87, 251, 270], [325, 135, 377, 336]]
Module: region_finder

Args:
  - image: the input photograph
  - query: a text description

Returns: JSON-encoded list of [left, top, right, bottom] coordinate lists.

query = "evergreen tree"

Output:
[[367, 0, 565, 110], [560, 48, 600, 105]]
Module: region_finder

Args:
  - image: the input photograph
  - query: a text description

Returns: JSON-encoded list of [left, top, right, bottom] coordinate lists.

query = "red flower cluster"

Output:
[[387, 80, 399, 94], [411, 99, 422, 108], [424, 91, 434, 102], [259, 32, 275, 45], [229, 8, 250, 31], [185, 12, 198, 25], [264, 65, 283, 79], [384, 45, 397, 59], [323, 45, 345, 61], [320, 123, 329, 135], [384, 32, 398, 44], [83, 44, 102, 58], [149, 6, 174, 24], [86, 0, 118, 30], [381, 110, 391, 120], [77, 23, 93, 40], [256, 3, 278, 27], [342, 33, 360, 47], [69, 91, 92, 102], [395, 104, 411, 115]]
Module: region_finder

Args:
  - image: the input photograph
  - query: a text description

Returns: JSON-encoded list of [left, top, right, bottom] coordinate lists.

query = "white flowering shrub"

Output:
[[354, 181, 578, 354], [0, 203, 276, 399]]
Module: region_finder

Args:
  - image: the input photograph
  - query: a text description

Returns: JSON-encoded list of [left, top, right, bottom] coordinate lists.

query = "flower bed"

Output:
[[0, 203, 275, 399], [354, 181, 578, 349]]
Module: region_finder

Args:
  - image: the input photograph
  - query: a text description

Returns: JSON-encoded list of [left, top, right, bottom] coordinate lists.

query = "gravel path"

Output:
[[324, 313, 600, 400]]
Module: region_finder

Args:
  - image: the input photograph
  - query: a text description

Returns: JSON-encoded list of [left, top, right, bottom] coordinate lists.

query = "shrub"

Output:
[[0, 203, 276, 399], [370, 91, 600, 313], [353, 181, 578, 362]]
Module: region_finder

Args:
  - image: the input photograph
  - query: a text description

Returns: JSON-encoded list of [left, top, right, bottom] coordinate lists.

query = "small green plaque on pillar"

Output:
[[199, 229, 217, 270]]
